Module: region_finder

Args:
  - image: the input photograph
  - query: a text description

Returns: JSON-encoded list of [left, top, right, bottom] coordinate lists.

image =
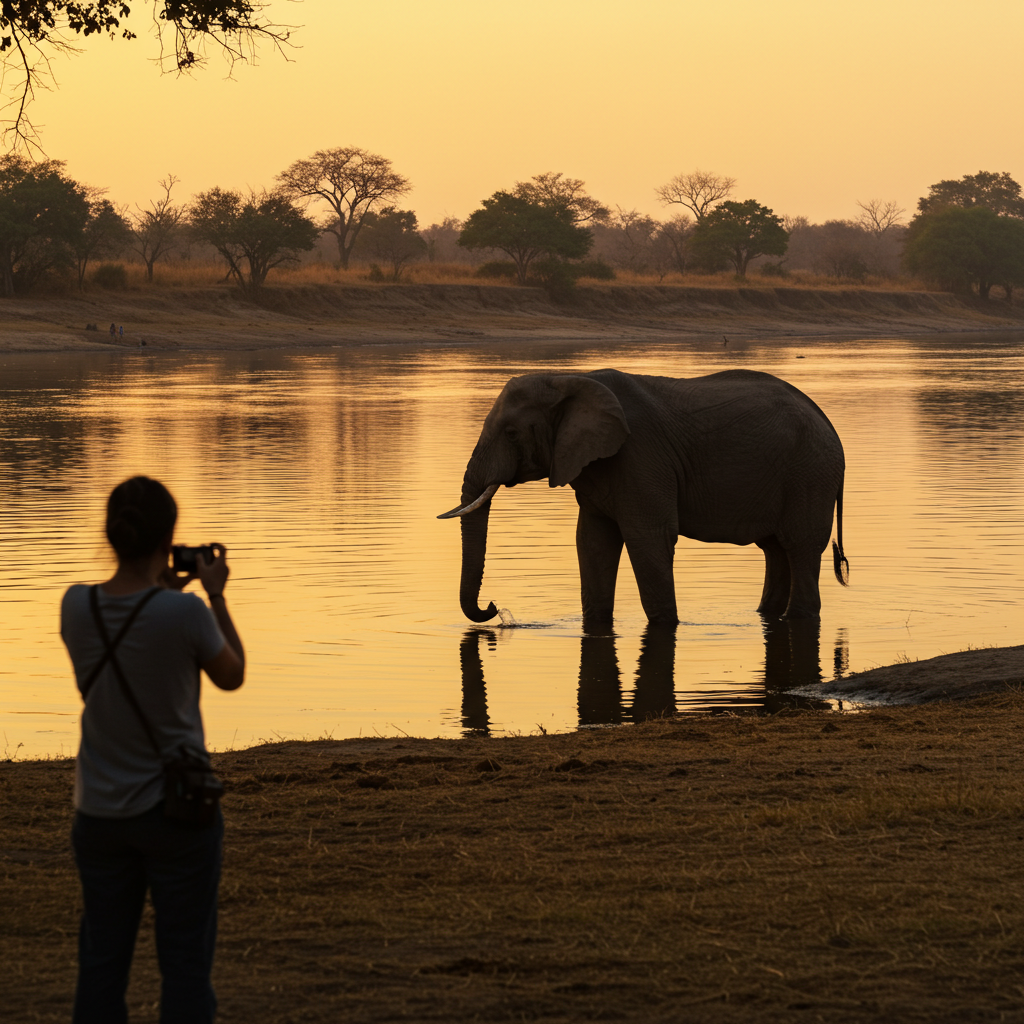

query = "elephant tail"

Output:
[[832, 477, 850, 586]]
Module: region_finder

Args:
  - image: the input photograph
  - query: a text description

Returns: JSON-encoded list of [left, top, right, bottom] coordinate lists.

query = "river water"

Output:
[[2, 333, 1022, 758]]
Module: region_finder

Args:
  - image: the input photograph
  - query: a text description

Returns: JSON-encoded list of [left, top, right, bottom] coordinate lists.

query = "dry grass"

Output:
[[4, 697, 1024, 1022], [93, 260, 934, 294]]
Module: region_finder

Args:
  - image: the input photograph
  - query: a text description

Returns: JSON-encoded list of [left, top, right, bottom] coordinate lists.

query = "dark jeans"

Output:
[[71, 801, 223, 1024]]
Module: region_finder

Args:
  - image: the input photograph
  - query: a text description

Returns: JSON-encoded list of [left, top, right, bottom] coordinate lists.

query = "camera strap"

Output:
[[85, 585, 164, 759]]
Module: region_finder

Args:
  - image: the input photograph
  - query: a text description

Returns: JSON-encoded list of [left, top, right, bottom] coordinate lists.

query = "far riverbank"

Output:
[[2, 283, 1022, 353]]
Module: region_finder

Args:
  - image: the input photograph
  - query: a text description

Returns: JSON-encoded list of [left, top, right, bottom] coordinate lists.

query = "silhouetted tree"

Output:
[[353, 207, 428, 281], [189, 188, 318, 297], [904, 205, 1024, 300], [855, 198, 905, 237], [75, 197, 130, 288], [1, 2, 290, 148], [458, 192, 592, 285], [655, 169, 736, 222], [129, 176, 184, 283], [513, 172, 609, 224], [691, 199, 788, 277], [0, 153, 88, 295], [276, 147, 411, 269], [917, 171, 1024, 218]]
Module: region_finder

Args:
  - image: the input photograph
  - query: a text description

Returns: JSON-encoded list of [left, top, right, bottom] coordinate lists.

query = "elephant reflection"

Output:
[[458, 619, 843, 733]]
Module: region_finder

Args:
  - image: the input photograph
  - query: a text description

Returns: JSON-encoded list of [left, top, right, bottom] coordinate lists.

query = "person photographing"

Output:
[[60, 476, 245, 1024]]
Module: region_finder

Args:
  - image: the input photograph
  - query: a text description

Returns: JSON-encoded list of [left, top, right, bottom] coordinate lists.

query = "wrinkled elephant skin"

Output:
[[442, 368, 849, 627]]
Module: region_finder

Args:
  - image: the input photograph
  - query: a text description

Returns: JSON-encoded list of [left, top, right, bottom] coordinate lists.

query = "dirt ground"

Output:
[[1, 282, 1022, 353], [4, 689, 1023, 1023]]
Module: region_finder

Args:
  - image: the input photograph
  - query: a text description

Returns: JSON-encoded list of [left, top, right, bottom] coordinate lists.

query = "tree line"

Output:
[[1, 147, 1022, 301]]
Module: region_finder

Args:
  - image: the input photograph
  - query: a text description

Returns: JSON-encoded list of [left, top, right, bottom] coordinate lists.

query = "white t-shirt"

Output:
[[61, 585, 226, 818]]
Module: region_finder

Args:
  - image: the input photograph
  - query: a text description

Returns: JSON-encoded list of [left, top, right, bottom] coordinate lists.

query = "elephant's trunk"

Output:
[[458, 497, 498, 623]]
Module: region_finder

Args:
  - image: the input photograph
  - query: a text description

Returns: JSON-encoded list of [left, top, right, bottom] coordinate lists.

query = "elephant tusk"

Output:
[[437, 483, 500, 519]]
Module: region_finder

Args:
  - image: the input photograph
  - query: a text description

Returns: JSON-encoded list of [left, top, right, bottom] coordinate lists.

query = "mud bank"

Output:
[[792, 645, 1024, 705], [2, 283, 1021, 352]]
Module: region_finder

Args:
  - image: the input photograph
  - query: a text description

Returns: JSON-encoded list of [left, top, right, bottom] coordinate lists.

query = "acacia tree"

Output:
[[0, 153, 89, 295], [904, 206, 1024, 300], [276, 147, 411, 270], [691, 199, 788, 277], [458, 192, 593, 285], [189, 187, 318, 297], [655, 169, 736, 222], [917, 171, 1024, 218], [129, 175, 184, 282], [0, 2, 290, 147], [512, 172, 609, 224]]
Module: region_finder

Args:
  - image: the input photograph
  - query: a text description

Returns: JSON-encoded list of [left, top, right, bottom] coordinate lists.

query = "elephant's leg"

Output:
[[784, 546, 823, 619], [621, 526, 679, 625], [756, 535, 791, 617], [576, 508, 624, 627]]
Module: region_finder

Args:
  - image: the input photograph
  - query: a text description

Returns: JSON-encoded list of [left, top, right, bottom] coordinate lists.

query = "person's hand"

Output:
[[160, 561, 195, 591], [196, 543, 229, 598]]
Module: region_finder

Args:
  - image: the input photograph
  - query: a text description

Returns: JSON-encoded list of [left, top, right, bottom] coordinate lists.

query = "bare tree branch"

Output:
[[513, 172, 610, 225], [655, 169, 736, 222], [855, 198, 905, 237], [1, 2, 294, 147]]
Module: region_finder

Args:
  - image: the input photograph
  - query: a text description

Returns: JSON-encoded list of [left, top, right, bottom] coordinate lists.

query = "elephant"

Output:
[[439, 368, 849, 627]]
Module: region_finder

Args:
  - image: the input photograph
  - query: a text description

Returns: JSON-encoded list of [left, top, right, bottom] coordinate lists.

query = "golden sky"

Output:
[[24, 0, 1024, 228]]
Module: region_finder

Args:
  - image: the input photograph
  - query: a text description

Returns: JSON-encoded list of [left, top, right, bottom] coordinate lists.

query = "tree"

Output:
[[903, 206, 1024, 300], [917, 171, 1024, 218], [655, 214, 694, 276], [458, 192, 593, 285], [353, 207, 428, 281], [1, 2, 290, 147], [690, 199, 788, 277], [129, 175, 184, 282], [275, 147, 411, 270], [0, 153, 89, 295], [512, 172, 609, 224], [655, 169, 736, 222], [75, 196, 130, 288], [189, 187, 318, 297], [855, 199, 905, 237]]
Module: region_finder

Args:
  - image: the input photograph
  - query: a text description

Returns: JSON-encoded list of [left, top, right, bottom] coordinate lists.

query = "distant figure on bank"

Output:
[[118, 325, 124, 339], [60, 476, 246, 1024], [109, 323, 116, 339]]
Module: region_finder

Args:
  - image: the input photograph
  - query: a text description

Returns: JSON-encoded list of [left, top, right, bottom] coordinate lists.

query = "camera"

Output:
[[171, 544, 215, 572]]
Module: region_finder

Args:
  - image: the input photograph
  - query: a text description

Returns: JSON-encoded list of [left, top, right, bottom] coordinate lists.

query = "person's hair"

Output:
[[106, 476, 177, 562]]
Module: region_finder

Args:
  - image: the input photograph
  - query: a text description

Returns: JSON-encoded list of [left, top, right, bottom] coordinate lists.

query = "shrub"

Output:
[[759, 261, 790, 279], [367, 263, 387, 282], [476, 261, 519, 280], [573, 259, 616, 280], [91, 263, 129, 289]]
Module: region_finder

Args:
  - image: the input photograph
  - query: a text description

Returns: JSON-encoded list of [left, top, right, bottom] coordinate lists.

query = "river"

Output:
[[2, 332, 1022, 758]]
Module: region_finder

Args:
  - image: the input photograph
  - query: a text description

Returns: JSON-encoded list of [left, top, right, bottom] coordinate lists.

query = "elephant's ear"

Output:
[[548, 376, 630, 486]]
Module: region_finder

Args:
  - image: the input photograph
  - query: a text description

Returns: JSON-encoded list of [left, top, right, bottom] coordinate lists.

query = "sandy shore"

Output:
[[1, 282, 1022, 353]]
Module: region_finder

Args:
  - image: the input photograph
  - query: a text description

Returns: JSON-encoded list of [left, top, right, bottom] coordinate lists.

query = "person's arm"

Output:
[[196, 546, 246, 691]]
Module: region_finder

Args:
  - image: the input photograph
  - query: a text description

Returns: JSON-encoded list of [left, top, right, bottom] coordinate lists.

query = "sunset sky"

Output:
[[18, 0, 1024, 228]]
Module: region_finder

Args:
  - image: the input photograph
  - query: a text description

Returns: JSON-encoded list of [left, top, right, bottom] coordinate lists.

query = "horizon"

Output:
[[9, 0, 1022, 228]]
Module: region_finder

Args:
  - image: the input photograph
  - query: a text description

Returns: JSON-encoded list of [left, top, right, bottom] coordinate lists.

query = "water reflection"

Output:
[[461, 616, 837, 733]]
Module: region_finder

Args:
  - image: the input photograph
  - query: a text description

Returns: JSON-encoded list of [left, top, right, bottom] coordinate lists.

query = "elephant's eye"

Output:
[[504, 426, 519, 442]]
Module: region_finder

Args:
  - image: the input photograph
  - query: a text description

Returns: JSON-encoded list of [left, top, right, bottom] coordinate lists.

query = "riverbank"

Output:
[[2, 283, 1022, 352], [4, 686, 1023, 1023]]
